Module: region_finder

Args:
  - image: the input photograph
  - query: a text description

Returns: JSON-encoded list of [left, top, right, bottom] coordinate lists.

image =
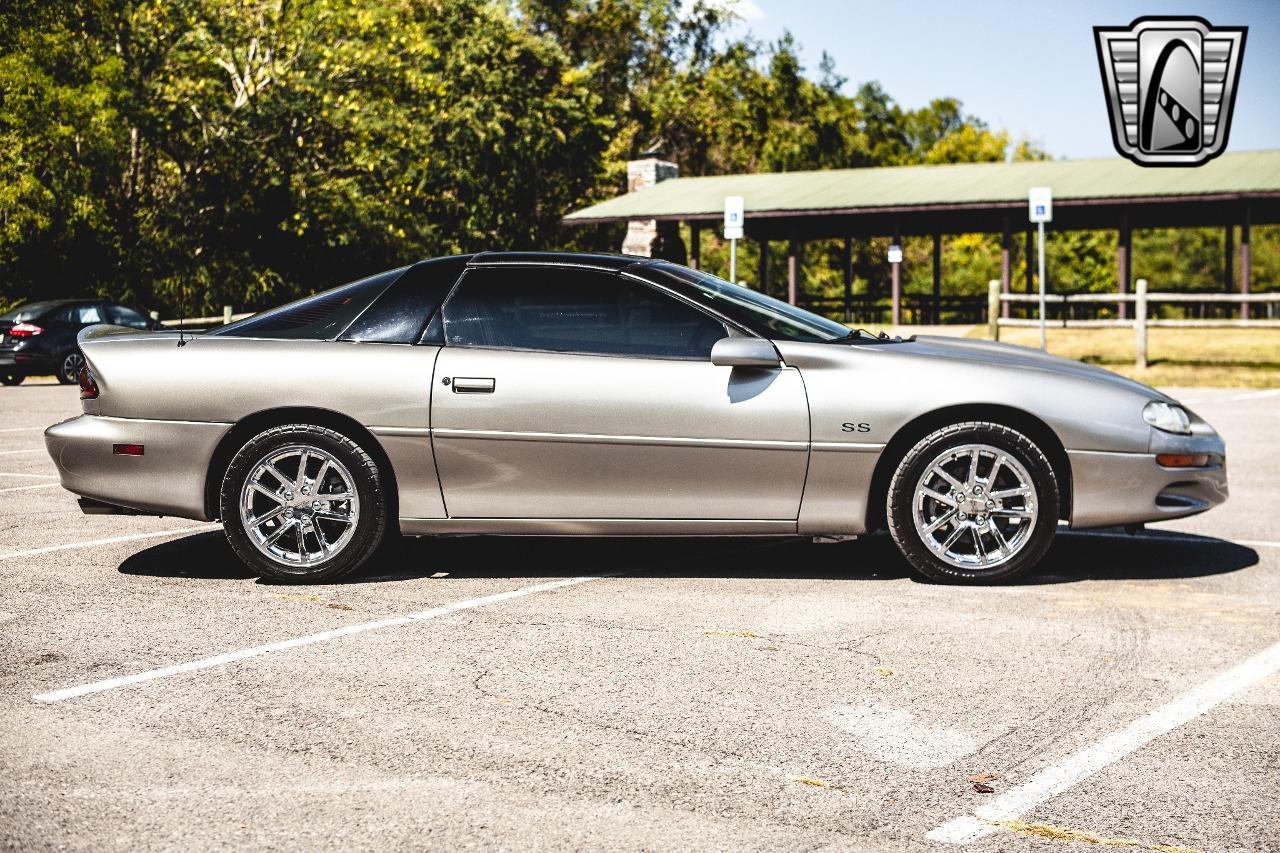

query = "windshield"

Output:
[[644, 263, 852, 342], [0, 302, 58, 324]]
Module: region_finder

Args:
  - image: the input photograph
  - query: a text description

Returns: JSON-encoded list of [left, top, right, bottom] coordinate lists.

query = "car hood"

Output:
[[888, 335, 1175, 402]]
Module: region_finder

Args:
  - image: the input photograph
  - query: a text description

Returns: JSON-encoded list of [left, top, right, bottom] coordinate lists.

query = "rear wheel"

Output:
[[0, 373, 22, 386], [219, 424, 389, 582], [887, 421, 1059, 584], [57, 351, 85, 385]]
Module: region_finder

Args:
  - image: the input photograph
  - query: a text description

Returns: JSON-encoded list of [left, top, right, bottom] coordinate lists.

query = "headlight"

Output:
[[1143, 401, 1191, 435]]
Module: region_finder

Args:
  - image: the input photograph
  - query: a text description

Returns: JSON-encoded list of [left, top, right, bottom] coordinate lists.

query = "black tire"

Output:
[[887, 421, 1059, 584], [57, 350, 85, 385], [219, 424, 389, 582], [0, 373, 22, 386]]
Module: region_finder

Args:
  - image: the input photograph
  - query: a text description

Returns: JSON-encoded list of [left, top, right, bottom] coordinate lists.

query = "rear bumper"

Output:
[[1068, 442, 1228, 528], [0, 350, 56, 373], [44, 415, 230, 520]]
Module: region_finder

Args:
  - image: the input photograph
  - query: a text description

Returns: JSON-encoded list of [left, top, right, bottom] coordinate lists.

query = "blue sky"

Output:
[[733, 0, 1279, 159]]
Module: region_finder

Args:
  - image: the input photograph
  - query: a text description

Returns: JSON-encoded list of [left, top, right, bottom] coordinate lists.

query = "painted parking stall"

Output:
[[1, 383, 1278, 852]]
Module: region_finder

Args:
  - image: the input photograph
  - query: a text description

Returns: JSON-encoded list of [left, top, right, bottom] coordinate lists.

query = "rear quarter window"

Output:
[[212, 268, 407, 340], [341, 256, 470, 344]]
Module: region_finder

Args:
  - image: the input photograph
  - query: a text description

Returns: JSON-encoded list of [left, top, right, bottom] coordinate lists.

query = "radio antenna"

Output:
[[177, 273, 188, 347]]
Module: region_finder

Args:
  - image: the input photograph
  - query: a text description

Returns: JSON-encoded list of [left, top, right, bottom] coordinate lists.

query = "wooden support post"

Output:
[[1117, 213, 1131, 321], [842, 237, 853, 323], [787, 233, 799, 306], [932, 233, 942, 324], [1000, 218, 1011, 319], [1025, 227, 1034, 293], [988, 280, 1001, 341], [1240, 205, 1252, 321], [757, 238, 769, 295], [1135, 278, 1148, 370], [689, 224, 701, 270], [1224, 222, 1233, 297]]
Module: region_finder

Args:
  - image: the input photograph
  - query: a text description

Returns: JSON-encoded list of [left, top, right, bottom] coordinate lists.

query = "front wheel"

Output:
[[0, 373, 22, 386], [57, 350, 85, 385], [219, 424, 389, 582], [887, 422, 1060, 584]]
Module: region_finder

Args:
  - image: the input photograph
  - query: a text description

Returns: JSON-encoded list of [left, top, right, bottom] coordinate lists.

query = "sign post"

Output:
[[1028, 187, 1053, 350], [887, 243, 903, 326], [724, 196, 744, 283]]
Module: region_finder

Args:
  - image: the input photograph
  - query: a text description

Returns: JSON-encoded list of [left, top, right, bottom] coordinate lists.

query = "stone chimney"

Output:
[[621, 150, 686, 263]]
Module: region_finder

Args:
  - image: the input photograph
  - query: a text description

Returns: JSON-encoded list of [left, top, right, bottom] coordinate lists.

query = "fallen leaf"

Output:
[[875, 667, 894, 677], [326, 603, 354, 611], [972, 782, 995, 793], [967, 773, 1001, 783], [787, 775, 830, 788]]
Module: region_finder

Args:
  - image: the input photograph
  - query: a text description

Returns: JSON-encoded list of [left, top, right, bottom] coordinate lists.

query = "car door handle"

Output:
[[451, 376, 495, 394]]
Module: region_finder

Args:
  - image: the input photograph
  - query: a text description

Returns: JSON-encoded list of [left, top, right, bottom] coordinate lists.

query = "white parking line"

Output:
[[1230, 387, 1280, 402], [0, 483, 61, 495], [0, 448, 44, 455], [33, 575, 612, 703], [0, 471, 56, 479], [0, 527, 217, 562], [1232, 538, 1280, 549], [0, 426, 46, 433], [926, 639, 1280, 845]]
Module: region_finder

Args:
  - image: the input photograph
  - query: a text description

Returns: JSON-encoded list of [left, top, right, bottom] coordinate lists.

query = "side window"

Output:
[[341, 256, 469, 344], [75, 305, 103, 324], [441, 267, 728, 359], [107, 305, 150, 329], [213, 268, 406, 339]]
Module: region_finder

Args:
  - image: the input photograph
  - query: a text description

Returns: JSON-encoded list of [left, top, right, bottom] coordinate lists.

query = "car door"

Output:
[[429, 264, 810, 521]]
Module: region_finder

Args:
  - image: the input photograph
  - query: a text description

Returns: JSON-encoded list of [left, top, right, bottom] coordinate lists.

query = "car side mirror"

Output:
[[710, 337, 781, 368]]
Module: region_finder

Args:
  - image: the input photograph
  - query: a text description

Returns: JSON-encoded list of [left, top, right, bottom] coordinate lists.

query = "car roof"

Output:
[[33, 299, 100, 307], [468, 251, 653, 272]]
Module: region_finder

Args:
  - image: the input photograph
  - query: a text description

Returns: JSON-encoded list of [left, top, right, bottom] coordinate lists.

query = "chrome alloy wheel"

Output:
[[238, 444, 360, 568], [911, 443, 1038, 570], [61, 351, 85, 384]]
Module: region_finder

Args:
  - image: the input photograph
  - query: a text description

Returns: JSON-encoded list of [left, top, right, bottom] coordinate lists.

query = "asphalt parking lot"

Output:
[[1, 383, 1277, 852]]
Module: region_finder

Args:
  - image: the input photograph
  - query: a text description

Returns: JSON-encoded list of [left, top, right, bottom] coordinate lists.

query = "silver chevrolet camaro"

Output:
[[45, 252, 1227, 583]]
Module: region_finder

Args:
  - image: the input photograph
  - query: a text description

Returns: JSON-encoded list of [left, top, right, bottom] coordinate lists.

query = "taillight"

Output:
[[8, 322, 42, 337], [78, 367, 99, 400]]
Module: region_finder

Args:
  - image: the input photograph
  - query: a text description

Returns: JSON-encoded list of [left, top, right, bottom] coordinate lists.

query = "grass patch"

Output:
[[990, 327, 1280, 388], [859, 325, 1279, 388]]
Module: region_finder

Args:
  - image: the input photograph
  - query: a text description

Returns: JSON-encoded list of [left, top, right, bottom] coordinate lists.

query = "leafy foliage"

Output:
[[0, 0, 1271, 317]]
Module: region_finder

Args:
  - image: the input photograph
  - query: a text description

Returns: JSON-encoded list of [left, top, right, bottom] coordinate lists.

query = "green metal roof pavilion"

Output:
[[564, 149, 1280, 235], [563, 149, 1279, 321]]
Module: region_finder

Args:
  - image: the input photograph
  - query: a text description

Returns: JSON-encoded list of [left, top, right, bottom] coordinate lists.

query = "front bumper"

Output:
[[1068, 429, 1228, 528], [44, 415, 230, 520]]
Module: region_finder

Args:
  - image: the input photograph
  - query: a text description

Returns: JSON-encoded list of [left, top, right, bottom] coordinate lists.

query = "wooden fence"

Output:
[[987, 280, 1280, 368]]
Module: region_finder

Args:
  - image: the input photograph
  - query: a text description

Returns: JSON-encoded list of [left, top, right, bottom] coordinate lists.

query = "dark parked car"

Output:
[[0, 299, 160, 385]]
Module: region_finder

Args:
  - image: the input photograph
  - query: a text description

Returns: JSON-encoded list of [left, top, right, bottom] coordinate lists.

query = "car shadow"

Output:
[[118, 527, 1259, 586]]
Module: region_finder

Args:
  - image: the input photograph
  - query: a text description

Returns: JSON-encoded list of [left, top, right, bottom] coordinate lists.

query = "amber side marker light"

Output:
[[1156, 453, 1209, 468], [113, 444, 144, 457]]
